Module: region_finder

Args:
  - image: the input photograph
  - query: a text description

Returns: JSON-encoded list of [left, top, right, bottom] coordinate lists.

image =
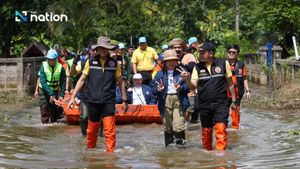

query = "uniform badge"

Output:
[[92, 61, 98, 65], [215, 66, 222, 73], [200, 69, 206, 73], [109, 61, 115, 67]]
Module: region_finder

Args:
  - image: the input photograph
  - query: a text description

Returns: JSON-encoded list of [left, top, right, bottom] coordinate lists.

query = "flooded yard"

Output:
[[0, 102, 299, 168]]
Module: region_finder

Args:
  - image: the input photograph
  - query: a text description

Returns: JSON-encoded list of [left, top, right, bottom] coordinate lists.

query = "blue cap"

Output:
[[46, 49, 58, 59], [158, 53, 164, 61], [118, 43, 125, 49], [138, 37, 147, 43], [161, 44, 168, 51], [188, 37, 198, 46]]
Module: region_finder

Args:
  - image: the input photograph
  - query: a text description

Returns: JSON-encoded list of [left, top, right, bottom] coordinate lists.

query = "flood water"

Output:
[[0, 101, 299, 169]]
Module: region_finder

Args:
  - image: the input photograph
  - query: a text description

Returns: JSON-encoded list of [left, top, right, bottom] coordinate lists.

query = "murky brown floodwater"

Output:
[[0, 100, 299, 169]]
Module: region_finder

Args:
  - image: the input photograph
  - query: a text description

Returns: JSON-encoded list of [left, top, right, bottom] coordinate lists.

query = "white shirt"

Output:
[[132, 86, 146, 105], [167, 70, 177, 94]]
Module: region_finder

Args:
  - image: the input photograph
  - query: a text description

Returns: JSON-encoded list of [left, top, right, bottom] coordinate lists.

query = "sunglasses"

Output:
[[228, 51, 237, 54]]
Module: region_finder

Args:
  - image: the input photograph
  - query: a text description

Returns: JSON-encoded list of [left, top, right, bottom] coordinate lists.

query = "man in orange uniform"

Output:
[[226, 44, 251, 129], [68, 36, 128, 152]]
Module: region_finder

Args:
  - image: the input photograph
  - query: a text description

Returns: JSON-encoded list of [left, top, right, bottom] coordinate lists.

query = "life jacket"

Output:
[[196, 59, 227, 106], [39, 61, 62, 91], [86, 56, 118, 103], [227, 60, 245, 99]]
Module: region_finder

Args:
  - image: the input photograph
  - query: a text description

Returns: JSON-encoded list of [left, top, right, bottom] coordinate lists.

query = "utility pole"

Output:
[[235, 0, 240, 38]]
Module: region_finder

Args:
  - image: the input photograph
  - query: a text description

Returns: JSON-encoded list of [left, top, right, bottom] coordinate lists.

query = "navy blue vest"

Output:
[[196, 59, 227, 106], [86, 56, 117, 103], [231, 60, 245, 98]]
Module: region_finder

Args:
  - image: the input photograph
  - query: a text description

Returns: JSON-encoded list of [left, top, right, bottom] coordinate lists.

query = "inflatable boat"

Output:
[[55, 100, 162, 125]]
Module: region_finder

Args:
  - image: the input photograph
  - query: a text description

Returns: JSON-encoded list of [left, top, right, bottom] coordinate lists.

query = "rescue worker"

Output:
[[68, 36, 128, 152], [69, 46, 94, 137], [57, 48, 71, 93], [226, 44, 251, 129], [38, 49, 66, 123], [153, 49, 190, 147], [178, 42, 237, 151], [117, 43, 132, 84], [188, 37, 200, 61]]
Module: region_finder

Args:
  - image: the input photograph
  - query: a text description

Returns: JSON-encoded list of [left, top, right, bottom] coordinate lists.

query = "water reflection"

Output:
[[0, 103, 299, 168]]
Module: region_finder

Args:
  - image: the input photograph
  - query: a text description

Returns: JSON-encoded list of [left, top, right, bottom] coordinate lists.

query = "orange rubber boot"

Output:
[[103, 116, 116, 152], [202, 128, 213, 150], [214, 123, 227, 151], [86, 120, 100, 148], [231, 106, 240, 129]]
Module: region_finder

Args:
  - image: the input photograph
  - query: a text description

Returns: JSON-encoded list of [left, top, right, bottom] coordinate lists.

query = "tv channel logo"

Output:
[[15, 10, 68, 22]]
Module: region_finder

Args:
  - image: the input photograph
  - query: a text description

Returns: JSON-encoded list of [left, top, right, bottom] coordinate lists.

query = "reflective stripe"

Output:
[[199, 76, 211, 80], [236, 75, 243, 77], [90, 66, 116, 71], [211, 74, 225, 78], [104, 68, 117, 70], [90, 66, 102, 70]]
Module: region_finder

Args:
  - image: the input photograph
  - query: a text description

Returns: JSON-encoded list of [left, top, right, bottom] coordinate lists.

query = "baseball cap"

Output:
[[118, 43, 125, 49], [188, 37, 198, 46], [161, 44, 169, 51], [133, 73, 143, 79], [200, 42, 215, 52], [46, 49, 58, 59], [138, 37, 147, 43]]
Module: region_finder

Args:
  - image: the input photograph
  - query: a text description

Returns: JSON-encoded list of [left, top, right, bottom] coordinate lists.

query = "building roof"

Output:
[[22, 42, 49, 57]]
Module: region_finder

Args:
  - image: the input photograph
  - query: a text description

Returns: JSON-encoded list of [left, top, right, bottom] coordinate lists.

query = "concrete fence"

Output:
[[244, 45, 300, 85], [0, 57, 44, 95]]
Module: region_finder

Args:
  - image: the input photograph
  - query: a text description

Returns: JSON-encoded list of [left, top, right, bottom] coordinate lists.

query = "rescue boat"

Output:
[[55, 100, 162, 125]]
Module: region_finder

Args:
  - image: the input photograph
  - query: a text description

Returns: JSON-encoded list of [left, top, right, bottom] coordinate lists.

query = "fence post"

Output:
[[266, 43, 273, 89]]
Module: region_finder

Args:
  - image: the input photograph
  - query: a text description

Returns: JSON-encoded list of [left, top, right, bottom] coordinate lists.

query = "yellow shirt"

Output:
[[83, 57, 121, 77], [191, 60, 232, 80], [131, 46, 158, 71]]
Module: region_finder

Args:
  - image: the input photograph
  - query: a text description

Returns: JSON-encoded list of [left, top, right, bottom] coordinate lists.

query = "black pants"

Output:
[[199, 103, 229, 128], [87, 103, 115, 122]]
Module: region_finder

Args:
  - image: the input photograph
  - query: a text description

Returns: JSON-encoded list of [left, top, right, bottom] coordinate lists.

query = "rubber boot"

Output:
[[102, 116, 116, 152], [164, 131, 174, 147], [214, 123, 227, 150], [202, 128, 213, 150], [190, 112, 199, 123], [80, 119, 88, 137], [231, 106, 240, 129], [80, 101, 89, 137], [49, 103, 58, 123], [40, 105, 50, 124], [174, 131, 186, 145], [86, 120, 100, 148]]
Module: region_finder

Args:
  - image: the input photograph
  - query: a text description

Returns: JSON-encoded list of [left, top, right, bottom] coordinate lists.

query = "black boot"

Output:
[[80, 118, 88, 137], [174, 131, 186, 146], [190, 112, 199, 123], [164, 131, 174, 147]]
